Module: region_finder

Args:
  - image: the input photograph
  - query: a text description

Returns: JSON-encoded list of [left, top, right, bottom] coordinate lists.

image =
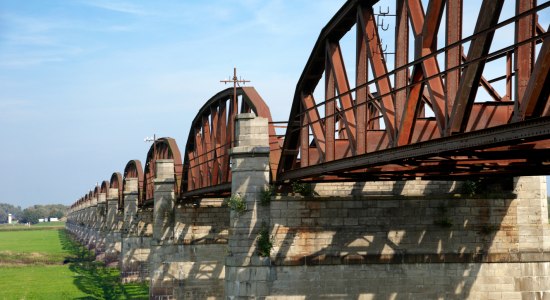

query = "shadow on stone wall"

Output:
[[150, 200, 229, 299], [120, 208, 153, 283], [265, 178, 519, 299]]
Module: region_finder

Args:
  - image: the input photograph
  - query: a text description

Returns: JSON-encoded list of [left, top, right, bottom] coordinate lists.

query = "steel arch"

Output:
[[123, 160, 144, 206], [142, 137, 183, 205], [110, 172, 123, 208], [180, 86, 280, 198]]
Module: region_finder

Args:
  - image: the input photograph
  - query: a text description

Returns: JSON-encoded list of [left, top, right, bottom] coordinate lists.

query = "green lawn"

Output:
[[31, 221, 66, 228], [0, 265, 88, 299], [0, 228, 69, 265], [0, 229, 66, 252], [0, 228, 148, 299], [0, 221, 64, 232]]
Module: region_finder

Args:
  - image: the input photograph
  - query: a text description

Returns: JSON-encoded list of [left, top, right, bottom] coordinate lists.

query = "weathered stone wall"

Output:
[[174, 199, 229, 244], [313, 179, 460, 197], [266, 262, 550, 299], [121, 207, 152, 283], [225, 113, 272, 298], [258, 176, 550, 299], [270, 193, 516, 261], [103, 192, 122, 265], [66, 113, 550, 299], [172, 200, 230, 298]]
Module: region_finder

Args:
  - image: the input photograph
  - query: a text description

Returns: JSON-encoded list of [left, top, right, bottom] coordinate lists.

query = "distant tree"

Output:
[[50, 209, 64, 219], [0, 203, 68, 224], [0, 203, 22, 223], [20, 208, 42, 224]]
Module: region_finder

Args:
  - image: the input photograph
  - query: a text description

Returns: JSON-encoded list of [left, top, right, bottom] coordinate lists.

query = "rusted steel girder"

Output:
[[142, 138, 182, 206], [99, 181, 109, 199], [109, 172, 123, 209], [180, 87, 280, 199], [123, 159, 144, 206], [278, 0, 550, 182]]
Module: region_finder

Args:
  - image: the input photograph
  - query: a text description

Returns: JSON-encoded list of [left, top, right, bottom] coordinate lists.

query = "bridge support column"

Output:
[[120, 178, 143, 282], [88, 196, 98, 249], [514, 176, 550, 251], [150, 159, 178, 299], [226, 113, 272, 299], [105, 189, 121, 265], [96, 193, 107, 256]]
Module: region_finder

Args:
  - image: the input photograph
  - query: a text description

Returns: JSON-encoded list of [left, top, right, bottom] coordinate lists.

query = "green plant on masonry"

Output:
[[291, 181, 314, 196], [224, 193, 247, 214], [433, 218, 453, 228], [433, 203, 453, 228], [463, 180, 479, 196], [257, 223, 273, 257], [260, 185, 274, 206]]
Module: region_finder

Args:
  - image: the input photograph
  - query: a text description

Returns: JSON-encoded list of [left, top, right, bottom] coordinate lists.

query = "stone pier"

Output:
[[150, 159, 178, 299], [120, 177, 151, 283], [104, 187, 121, 265], [225, 113, 272, 299], [66, 114, 550, 299]]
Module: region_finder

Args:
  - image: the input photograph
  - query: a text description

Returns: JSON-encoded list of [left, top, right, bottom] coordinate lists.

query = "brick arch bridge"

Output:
[[68, 0, 550, 298]]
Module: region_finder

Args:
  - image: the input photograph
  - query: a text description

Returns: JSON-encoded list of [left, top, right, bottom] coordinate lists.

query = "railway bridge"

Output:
[[67, 0, 550, 298]]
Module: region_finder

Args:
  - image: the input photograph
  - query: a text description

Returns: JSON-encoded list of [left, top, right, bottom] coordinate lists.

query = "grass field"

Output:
[[0, 221, 65, 232], [0, 265, 88, 299], [0, 225, 148, 299]]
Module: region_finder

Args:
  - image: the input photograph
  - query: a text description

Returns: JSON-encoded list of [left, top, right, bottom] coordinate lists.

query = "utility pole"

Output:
[[220, 67, 250, 109], [145, 134, 157, 176]]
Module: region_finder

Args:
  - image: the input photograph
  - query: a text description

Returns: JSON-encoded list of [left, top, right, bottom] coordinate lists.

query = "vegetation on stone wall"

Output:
[[291, 181, 314, 196], [256, 223, 273, 257], [463, 180, 479, 196], [224, 194, 247, 214], [433, 203, 453, 228], [260, 186, 274, 206]]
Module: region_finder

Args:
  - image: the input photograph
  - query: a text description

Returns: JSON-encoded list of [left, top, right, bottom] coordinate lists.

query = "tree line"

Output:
[[0, 203, 68, 224]]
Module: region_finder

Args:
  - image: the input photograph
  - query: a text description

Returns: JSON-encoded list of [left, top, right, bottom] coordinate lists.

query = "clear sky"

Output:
[[0, 0, 548, 208], [0, 0, 347, 207]]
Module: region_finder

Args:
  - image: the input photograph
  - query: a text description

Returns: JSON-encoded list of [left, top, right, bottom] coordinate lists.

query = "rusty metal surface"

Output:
[[180, 86, 280, 199], [100, 181, 109, 194], [142, 137, 183, 205], [277, 0, 550, 182], [69, 0, 550, 210], [123, 159, 144, 205], [110, 172, 123, 208]]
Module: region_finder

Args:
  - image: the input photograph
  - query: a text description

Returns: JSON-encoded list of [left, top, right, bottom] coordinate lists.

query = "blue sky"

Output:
[[0, 0, 548, 208], [0, 0, 346, 207]]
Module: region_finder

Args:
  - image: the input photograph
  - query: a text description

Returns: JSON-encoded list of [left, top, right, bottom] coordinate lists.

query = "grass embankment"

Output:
[[0, 224, 148, 299]]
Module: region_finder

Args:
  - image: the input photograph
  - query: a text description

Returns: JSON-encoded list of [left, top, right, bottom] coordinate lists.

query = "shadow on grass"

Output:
[[59, 230, 149, 300]]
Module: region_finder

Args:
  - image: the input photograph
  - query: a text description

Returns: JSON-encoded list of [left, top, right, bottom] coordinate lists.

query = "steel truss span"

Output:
[[277, 0, 550, 182]]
